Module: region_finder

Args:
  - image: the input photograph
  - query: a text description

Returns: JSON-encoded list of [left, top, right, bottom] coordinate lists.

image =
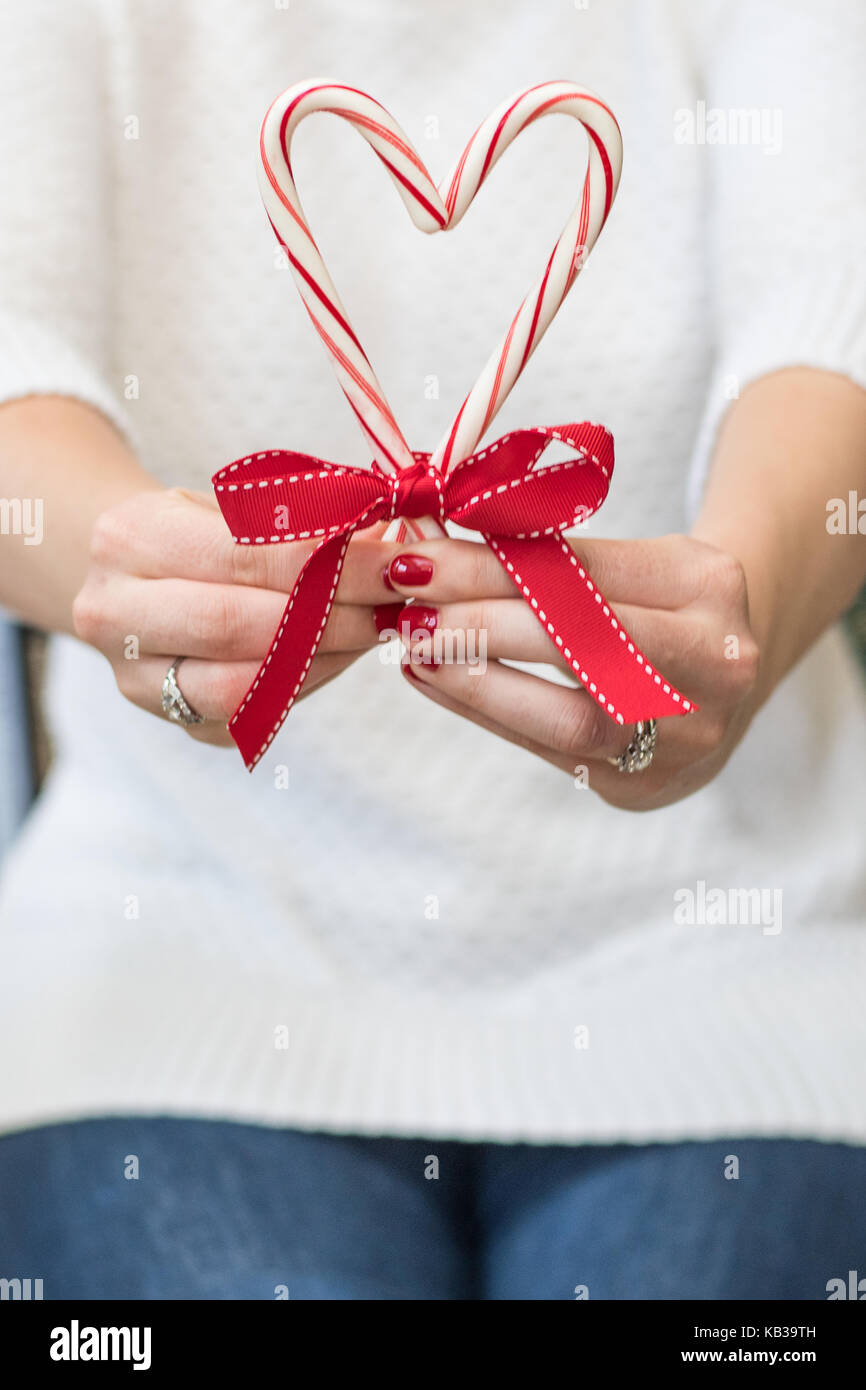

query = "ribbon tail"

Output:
[[228, 531, 353, 770], [485, 532, 698, 724]]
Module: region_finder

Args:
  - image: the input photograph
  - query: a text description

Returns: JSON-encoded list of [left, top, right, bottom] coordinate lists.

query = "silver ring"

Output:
[[161, 657, 205, 727], [606, 718, 658, 774]]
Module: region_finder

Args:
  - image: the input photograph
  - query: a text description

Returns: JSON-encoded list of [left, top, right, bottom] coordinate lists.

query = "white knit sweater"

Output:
[[1, 0, 865, 1143]]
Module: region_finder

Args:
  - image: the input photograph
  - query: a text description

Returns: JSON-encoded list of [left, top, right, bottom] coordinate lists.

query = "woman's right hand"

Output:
[[72, 485, 399, 746]]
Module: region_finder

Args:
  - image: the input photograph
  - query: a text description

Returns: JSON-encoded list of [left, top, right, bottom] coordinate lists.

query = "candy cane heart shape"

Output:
[[215, 81, 696, 770], [257, 78, 622, 493]]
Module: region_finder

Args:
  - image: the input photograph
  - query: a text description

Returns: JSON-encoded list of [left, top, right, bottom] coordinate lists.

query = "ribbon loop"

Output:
[[446, 426, 612, 536], [213, 422, 697, 770]]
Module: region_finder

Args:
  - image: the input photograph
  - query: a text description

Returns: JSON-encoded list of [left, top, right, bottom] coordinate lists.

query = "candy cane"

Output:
[[257, 79, 622, 539]]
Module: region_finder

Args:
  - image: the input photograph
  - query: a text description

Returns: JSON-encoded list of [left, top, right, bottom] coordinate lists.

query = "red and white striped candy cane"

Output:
[[258, 79, 622, 538]]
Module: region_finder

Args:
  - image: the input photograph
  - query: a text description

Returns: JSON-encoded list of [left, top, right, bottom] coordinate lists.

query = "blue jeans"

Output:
[[0, 1119, 863, 1299]]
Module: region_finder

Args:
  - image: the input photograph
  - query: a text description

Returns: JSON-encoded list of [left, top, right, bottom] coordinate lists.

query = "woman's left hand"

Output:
[[379, 533, 762, 810]]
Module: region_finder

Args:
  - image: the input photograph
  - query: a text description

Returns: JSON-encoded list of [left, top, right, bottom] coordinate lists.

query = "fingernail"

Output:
[[398, 604, 438, 637], [382, 564, 395, 593], [389, 553, 433, 587], [374, 603, 403, 635], [406, 652, 441, 676], [408, 634, 442, 671]]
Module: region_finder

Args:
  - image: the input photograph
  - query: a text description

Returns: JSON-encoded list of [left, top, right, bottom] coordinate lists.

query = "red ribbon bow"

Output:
[[213, 422, 695, 769]]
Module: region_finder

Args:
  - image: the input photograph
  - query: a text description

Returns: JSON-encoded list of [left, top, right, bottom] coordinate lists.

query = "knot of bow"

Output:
[[381, 458, 447, 523]]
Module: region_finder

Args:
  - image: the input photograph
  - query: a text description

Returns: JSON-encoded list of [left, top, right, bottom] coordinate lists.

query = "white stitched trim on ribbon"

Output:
[[483, 534, 694, 723], [462, 458, 601, 538], [483, 534, 621, 721], [554, 537, 693, 712], [233, 522, 345, 544], [213, 450, 287, 482], [231, 533, 351, 770], [215, 464, 358, 545], [456, 427, 610, 480], [231, 497, 383, 770], [215, 467, 346, 492], [432, 465, 446, 524]]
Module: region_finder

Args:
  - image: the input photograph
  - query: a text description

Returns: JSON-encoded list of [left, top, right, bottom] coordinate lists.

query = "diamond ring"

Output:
[[161, 657, 205, 727]]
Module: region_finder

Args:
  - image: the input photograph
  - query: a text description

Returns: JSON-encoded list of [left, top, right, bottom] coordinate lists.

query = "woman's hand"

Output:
[[386, 369, 866, 810], [73, 486, 397, 746], [383, 533, 761, 810]]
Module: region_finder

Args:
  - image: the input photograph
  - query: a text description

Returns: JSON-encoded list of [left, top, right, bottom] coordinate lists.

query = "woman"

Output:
[[0, 0, 864, 1299]]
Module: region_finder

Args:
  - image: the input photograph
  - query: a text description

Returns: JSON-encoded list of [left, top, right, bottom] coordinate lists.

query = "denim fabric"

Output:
[[0, 1118, 863, 1300]]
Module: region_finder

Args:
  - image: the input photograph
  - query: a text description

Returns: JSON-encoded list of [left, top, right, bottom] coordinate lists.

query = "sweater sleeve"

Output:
[[683, 0, 866, 521], [0, 0, 128, 435]]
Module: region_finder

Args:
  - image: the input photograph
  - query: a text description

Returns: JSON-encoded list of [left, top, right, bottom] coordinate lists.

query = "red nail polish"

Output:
[[400, 661, 436, 683], [399, 604, 438, 637], [374, 603, 403, 635], [382, 564, 395, 593], [389, 553, 433, 587], [408, 631, 441, 670]]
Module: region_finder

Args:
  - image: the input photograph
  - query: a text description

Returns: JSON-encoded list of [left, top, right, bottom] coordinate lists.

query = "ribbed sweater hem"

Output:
[[2, 929, 864, 1146]]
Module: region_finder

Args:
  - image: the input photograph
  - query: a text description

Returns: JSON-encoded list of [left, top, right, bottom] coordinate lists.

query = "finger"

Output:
[[402, 663, 686, 804], [227, 526, 400, 602], [399, 599, 719, 692], [117, 651, 362, 723], [404, 633, 717, 779], [101, 488, 397, 600], [379, 538, 516, 603], [563, 534, 721, 608], [118, 655, 261, 724], [402, 658, 572, 770], [401, 656, 622, 778], [294, 651, 365, 702], [95, 487, 274, 583], [90, 577, 380, 661], [382, 533, 718, 609], [402, 651, 627, 759]]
